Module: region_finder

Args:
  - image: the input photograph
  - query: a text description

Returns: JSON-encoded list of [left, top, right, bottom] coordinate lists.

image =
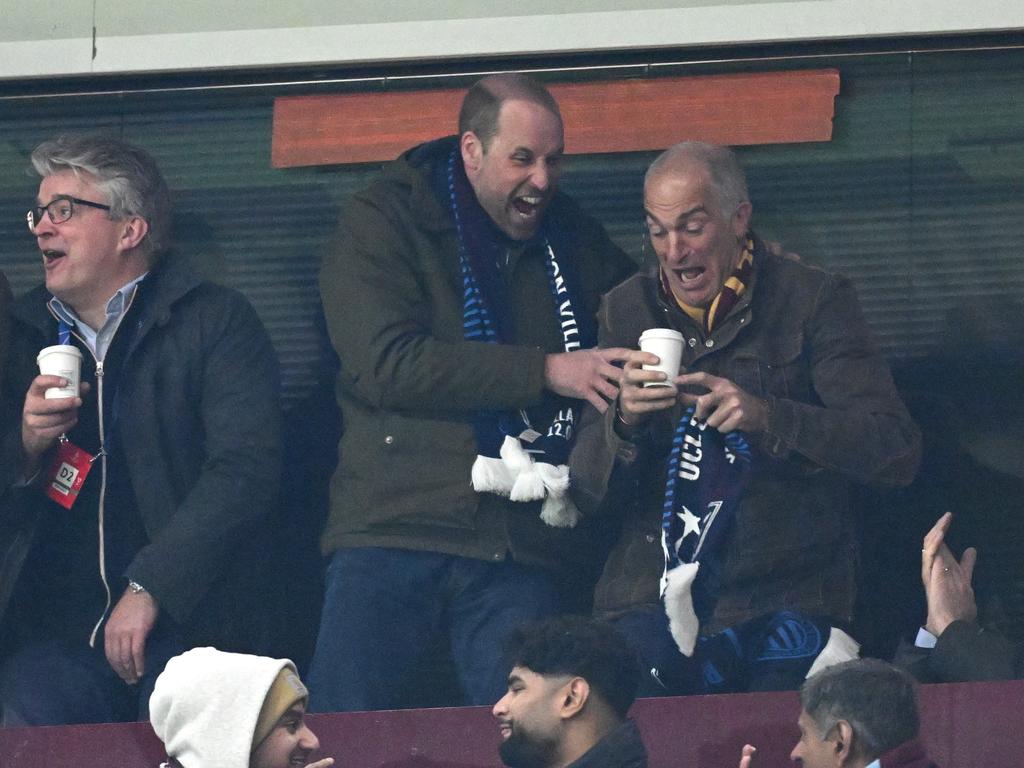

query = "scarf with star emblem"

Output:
[[660, 405, 752, 656]]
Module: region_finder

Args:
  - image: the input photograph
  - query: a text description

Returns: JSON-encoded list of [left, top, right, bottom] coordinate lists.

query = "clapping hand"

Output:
[[921, 512, 978, 637]]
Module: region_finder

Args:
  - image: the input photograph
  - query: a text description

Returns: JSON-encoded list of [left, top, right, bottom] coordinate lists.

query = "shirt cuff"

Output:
[[915, 627, 938, 648]]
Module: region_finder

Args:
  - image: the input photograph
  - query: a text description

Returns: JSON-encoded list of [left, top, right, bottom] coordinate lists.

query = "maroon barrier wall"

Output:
[[1, 680, 1020, 767]]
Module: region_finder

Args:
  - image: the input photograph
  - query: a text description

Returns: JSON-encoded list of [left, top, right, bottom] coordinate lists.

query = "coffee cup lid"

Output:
[[37, 344, 83, 364], [639, 328, 684, 343]]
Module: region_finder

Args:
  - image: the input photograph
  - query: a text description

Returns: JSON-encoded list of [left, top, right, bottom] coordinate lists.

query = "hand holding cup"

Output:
[[616, 328, 689, 430], [638, 328, 683, 387], [37, 345, 82, 399], [21, 345, 87, 474]]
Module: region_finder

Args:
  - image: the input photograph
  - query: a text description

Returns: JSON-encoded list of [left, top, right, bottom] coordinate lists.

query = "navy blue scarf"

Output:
[[445, 147, 593, 526], [660, 406, 752, 655]]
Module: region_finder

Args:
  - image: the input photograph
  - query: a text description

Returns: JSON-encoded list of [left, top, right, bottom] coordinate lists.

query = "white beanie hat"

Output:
[[150, 647, 303, 768]]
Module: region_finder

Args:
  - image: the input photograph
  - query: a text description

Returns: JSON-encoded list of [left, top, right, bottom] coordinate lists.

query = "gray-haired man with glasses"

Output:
[[0, 135, 281, 726]]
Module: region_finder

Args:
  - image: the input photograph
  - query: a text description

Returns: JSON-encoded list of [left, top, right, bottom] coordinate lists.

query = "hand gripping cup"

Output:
[[638, 328, 684, 387], [37, 345, 83, 399]]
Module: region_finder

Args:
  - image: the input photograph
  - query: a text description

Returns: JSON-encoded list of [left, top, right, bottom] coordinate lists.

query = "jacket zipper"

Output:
[[87, 358, 108, 648], [50, 326, 110, 649], [47, 290, 140, 648], [88, 288, 141, 646]]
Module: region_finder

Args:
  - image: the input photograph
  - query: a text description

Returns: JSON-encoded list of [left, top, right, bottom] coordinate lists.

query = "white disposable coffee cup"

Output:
[[37, 345, 83, 399], [638, 328, 684, 387]]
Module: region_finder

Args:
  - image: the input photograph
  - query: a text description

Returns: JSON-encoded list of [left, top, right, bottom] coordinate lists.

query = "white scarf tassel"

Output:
[[539, 492, 581, 529], [805, 627, 861, 678], [471, 436, 581, 528], [502, 436, 545, 502], [536, 462, 580, 528], [471, 454, 514, 495], [662, 561, 701, 657]]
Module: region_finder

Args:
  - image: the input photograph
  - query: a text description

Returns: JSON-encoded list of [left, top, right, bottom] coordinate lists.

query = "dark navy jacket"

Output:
[[0, 254, 281, 645]]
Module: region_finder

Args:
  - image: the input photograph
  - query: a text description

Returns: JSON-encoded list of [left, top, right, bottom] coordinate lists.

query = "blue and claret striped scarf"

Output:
[[445, 147, 594, 527]]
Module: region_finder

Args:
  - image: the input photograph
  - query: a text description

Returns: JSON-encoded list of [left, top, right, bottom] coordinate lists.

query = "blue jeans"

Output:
[[308, 547, 561, 712], [0, 619, 185, 726]]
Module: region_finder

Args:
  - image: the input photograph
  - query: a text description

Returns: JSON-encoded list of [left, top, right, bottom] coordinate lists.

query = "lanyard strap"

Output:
[[57, 318, 73, 345]]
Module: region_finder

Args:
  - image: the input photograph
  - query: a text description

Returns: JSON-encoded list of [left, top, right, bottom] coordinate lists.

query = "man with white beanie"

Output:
[[150, 648, 333, 768]]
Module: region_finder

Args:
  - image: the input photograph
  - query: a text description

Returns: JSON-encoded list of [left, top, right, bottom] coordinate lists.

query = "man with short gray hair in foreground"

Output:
[[781, 658, 937, 768]]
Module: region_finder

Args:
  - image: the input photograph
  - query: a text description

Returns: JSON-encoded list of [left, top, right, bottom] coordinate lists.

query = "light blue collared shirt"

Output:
[[49, 273, 148, 360]]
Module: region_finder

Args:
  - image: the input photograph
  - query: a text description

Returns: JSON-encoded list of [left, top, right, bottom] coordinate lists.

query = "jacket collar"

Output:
[[643, 232, 767, 342], [12, 251, 204, 341], [389, 135, 459, 234], [876, 738, 935, 768], [566, 719, 648, 768]]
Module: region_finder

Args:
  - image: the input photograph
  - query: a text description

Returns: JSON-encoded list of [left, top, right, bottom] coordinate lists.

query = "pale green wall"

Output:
[[0, 1, 777, 41], [1, 0, 1021, 80]]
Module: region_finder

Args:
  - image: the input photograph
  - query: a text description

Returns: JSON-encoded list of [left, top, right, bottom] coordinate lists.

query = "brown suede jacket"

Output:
[[571, 241, 922, 632]]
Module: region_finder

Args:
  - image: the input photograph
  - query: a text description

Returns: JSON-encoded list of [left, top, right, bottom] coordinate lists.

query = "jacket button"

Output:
[[688, 338, 697, 347], [384, 435, 394, 445], [645, 534, 655, 543], [704, 339, 714, 348]]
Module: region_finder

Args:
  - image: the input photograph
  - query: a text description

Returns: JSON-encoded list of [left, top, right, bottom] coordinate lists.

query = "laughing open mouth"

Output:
[[674, 266, 705, 283], [512, 195, 544, 217]]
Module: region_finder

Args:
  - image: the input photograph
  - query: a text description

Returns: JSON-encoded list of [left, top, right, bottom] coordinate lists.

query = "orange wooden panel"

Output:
[[271, 69, 839, 168]]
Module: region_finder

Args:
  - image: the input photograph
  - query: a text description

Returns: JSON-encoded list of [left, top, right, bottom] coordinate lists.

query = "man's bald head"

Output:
[[645, 141, 749, 219], [458, 73, 563, 152]]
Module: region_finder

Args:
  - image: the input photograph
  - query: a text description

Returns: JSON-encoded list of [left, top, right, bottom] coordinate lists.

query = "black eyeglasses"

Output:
[[27, 196, 111, 231]]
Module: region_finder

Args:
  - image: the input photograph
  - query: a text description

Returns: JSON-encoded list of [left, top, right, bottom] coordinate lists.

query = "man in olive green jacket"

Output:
[[311, 73, 635, 712]]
